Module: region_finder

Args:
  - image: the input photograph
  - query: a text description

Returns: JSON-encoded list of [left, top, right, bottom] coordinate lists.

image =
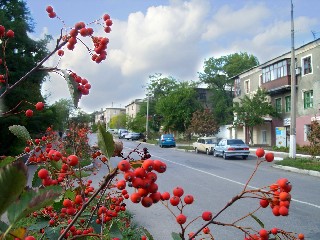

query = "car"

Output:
[[213, 138, 250, 159], [192, 137, 219, 155], [124, 132, 143, 140], [159, 134, 176, 148], [107, 128, 118, 135], [118, 129, 128, 139]]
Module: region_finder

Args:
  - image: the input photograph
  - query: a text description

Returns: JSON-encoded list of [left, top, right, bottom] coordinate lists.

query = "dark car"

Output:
[[124, 132, 143, 141], [213, 138, 250, 159], [159, 134, 176, 148]]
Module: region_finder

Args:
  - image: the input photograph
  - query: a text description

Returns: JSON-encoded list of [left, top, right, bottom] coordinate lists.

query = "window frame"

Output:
[[304, 90, 313, 109], [275, 98, 282, 113], [302, 55, 312, 75], [285, 96, 291, 112]]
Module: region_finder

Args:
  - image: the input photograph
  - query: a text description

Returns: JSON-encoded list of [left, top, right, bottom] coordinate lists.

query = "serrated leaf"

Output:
[[64, 189, 76, 200], [0, 220, 9, 233], [0, 157, 16, 168], [62, 69, 81, 108], [44, 226, 60, 240], [109, 221, 123, 238], [250, 214, 264, 228], [97, 124, 114, 159], [171, 232, 182, 240], [0, 160, 28, 216], [7, 186, 62, 224], [49, 160, 62, 171], [28, 218, 49, 231], [8, 125, 31, 141], [32, 166, 43, 188]]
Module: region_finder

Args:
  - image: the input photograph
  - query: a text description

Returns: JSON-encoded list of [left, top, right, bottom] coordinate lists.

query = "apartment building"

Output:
[[125, 99, 144, 118], [233, 38, 320, 147]]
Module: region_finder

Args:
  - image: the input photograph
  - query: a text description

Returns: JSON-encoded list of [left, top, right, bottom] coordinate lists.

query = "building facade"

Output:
[[233, 38, 320, 147], [125, 99, 144, 118]]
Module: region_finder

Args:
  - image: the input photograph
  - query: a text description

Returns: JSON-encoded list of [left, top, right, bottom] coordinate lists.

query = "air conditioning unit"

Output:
[[295, 67, 301, 75]]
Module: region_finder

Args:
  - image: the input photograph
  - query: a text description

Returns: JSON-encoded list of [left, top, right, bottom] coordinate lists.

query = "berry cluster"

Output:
[[25, 101, 45, 117], [69, 72, 91, 95], [0, 25, 14, 88], [116, 159, 166, 208]]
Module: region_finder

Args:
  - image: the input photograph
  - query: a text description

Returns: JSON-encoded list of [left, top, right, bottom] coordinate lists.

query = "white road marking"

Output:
[[153, 154, 320, 210]]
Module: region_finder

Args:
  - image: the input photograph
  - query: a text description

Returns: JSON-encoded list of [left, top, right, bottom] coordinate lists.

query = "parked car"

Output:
[[124, 132, 143, 141], [193, 137, 219, 155], [118, 129, 128, 139], [107, 128, 118, 135], [159, 134, 176, 148], [213, 138, 250, 159]]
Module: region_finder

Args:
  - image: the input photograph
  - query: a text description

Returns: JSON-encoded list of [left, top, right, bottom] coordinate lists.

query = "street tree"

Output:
[[155, 81, 202, 133], [199, 52, 259, 125], [50, 99, 75, 131], [0, 0, 50, 155], [187, 109, 220, 137], [307, 120, 320, 157], [109, 113, 126, 129], [233, 88, 279, 144], [126, 114, 146, 133]]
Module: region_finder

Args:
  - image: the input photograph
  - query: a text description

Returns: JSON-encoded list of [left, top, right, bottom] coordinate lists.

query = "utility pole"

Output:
[[146, 91, 149, 140], [289, 0, 296, 158]]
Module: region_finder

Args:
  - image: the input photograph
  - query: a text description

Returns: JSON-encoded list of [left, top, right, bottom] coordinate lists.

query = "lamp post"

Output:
[[145, 91, 149, 140], [289, 0, 296, 158]]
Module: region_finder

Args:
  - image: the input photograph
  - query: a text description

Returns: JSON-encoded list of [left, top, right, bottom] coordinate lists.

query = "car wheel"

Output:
[[195, 148, 198, 153], [206, 149, 210, 155], [223, 152, 228, 159], [242, 155, 248, 160], [213, 150, 217, 157]]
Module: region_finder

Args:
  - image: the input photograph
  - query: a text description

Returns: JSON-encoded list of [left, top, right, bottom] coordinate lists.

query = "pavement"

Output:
[[147, 142, 320, 178]]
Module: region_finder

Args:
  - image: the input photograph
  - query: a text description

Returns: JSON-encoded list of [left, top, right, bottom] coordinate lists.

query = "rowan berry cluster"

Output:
[[69, 72, 91, 95], [0, 24, 14, 88]]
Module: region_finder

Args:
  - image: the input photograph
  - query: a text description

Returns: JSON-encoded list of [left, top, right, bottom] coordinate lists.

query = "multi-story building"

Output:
[[94, 107, 126, 129], [233, 38, 320, 147], [125, 99, 144, 118]]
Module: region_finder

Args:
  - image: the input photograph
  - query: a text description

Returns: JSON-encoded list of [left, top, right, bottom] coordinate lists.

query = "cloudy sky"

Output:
[[25, 0, 320, 113]]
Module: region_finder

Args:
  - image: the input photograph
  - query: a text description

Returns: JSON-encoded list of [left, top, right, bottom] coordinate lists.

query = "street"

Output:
[[89, 134, 320, 239]]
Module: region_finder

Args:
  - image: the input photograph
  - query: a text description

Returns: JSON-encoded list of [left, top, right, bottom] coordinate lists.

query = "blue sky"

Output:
[[25, 0, 320, 113]]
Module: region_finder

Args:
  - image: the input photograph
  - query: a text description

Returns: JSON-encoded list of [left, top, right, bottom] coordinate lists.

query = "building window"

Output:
[[262, 59, 288, 83], [234, 77, 241, 97], [275, 98, 282, 113], [304, 124, 311, 141], [285, 96, 291, 112], [244, 80, 250, 94], [302, 56, 312, 75], [262, 130, 267, 144], [304, 90, 313, 109]]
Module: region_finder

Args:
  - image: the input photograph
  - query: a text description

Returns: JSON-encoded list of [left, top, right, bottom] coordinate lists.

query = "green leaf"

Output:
[[8, 125, 31, 142], [97, 124, 114, 159], [141, 227, 154, 240], [171, 232, 182, 240], [28, 218, 49, 231], [0, 160, 28, 216], [7, 186, 62, 224], [49, 160, 62, 171], [64, 189, 76, 200], [44, 226, 60, 240], [109, 221, 123, 238], [250, 214, 264, 228], [0, 156, 16, 168], [0, 220, 9, 233], [32, 166, 43, 188], [62, 69, 82, 108]]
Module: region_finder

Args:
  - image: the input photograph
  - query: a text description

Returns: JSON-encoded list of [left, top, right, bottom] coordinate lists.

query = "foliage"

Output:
[[307, 120, 320, 157], [233, 88, 279, 144], [109, 112, 126, 129], [126, 114, 146, 133], [199, 52, 259, 125], [155, 81, 202, 133], [50, 99, 75, 131], [0, 0, 51, 155], [187, 109, 220, 137]]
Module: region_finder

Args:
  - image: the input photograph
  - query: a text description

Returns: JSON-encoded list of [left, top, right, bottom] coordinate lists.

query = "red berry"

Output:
[[130, 192, 141, 203], [153, 160, 166, 173], [116, 180, 126, 190], [161, 192, 170, 200], [173, 186, 184, 197], [265, 152, 274, 162], [6, 30, 14, 38], [35, 102, 44, 111], [48, 12, 56, 18], [259, 229, 269, 238], [256, 148, 265, 158], [0, 25, 5, 36], [279, 206, 289, 216], [271, 227, 278, 235], [176, 214, 187, 224], [259, 198, 269, 208], [184, 194, 194, 204], [38, 169, 49, 179], [202, 211, 212, 221], [141, 196, 153, 207], [298, 233, 305, 239], [46, 6, 54, 13], [103, 14, 110, 21], [203, 227, 210, 234], [25, 109, 33, 117], [142, 159, 154, 172], [25, 236, 36, 240], [118, 160, 131, 172], [170, 196, 180, 206], [63, 199, 72, 208], [57, 49, 64, 56], [67, 155, 79, 166]]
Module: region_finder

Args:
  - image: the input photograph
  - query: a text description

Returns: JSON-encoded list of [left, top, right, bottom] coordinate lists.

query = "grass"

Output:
[[275, 157, 320, 172]]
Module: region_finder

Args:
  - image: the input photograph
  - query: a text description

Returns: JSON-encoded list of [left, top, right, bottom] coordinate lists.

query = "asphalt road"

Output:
[[89, 134, 320, 240]]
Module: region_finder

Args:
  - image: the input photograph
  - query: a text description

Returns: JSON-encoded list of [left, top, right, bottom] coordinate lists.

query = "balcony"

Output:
[[261, 76, 297, 96]]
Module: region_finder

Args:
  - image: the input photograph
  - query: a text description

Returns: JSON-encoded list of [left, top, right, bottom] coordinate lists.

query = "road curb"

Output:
[[272, 164, 320, 178]]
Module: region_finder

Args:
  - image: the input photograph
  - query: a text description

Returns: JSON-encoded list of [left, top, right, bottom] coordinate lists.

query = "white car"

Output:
[[193, 137, 219, 155]]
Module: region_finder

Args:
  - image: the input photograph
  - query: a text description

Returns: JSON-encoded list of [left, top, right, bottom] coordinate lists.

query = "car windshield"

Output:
[[227, 139, 245, 145], [205, 139, 215, 144]]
